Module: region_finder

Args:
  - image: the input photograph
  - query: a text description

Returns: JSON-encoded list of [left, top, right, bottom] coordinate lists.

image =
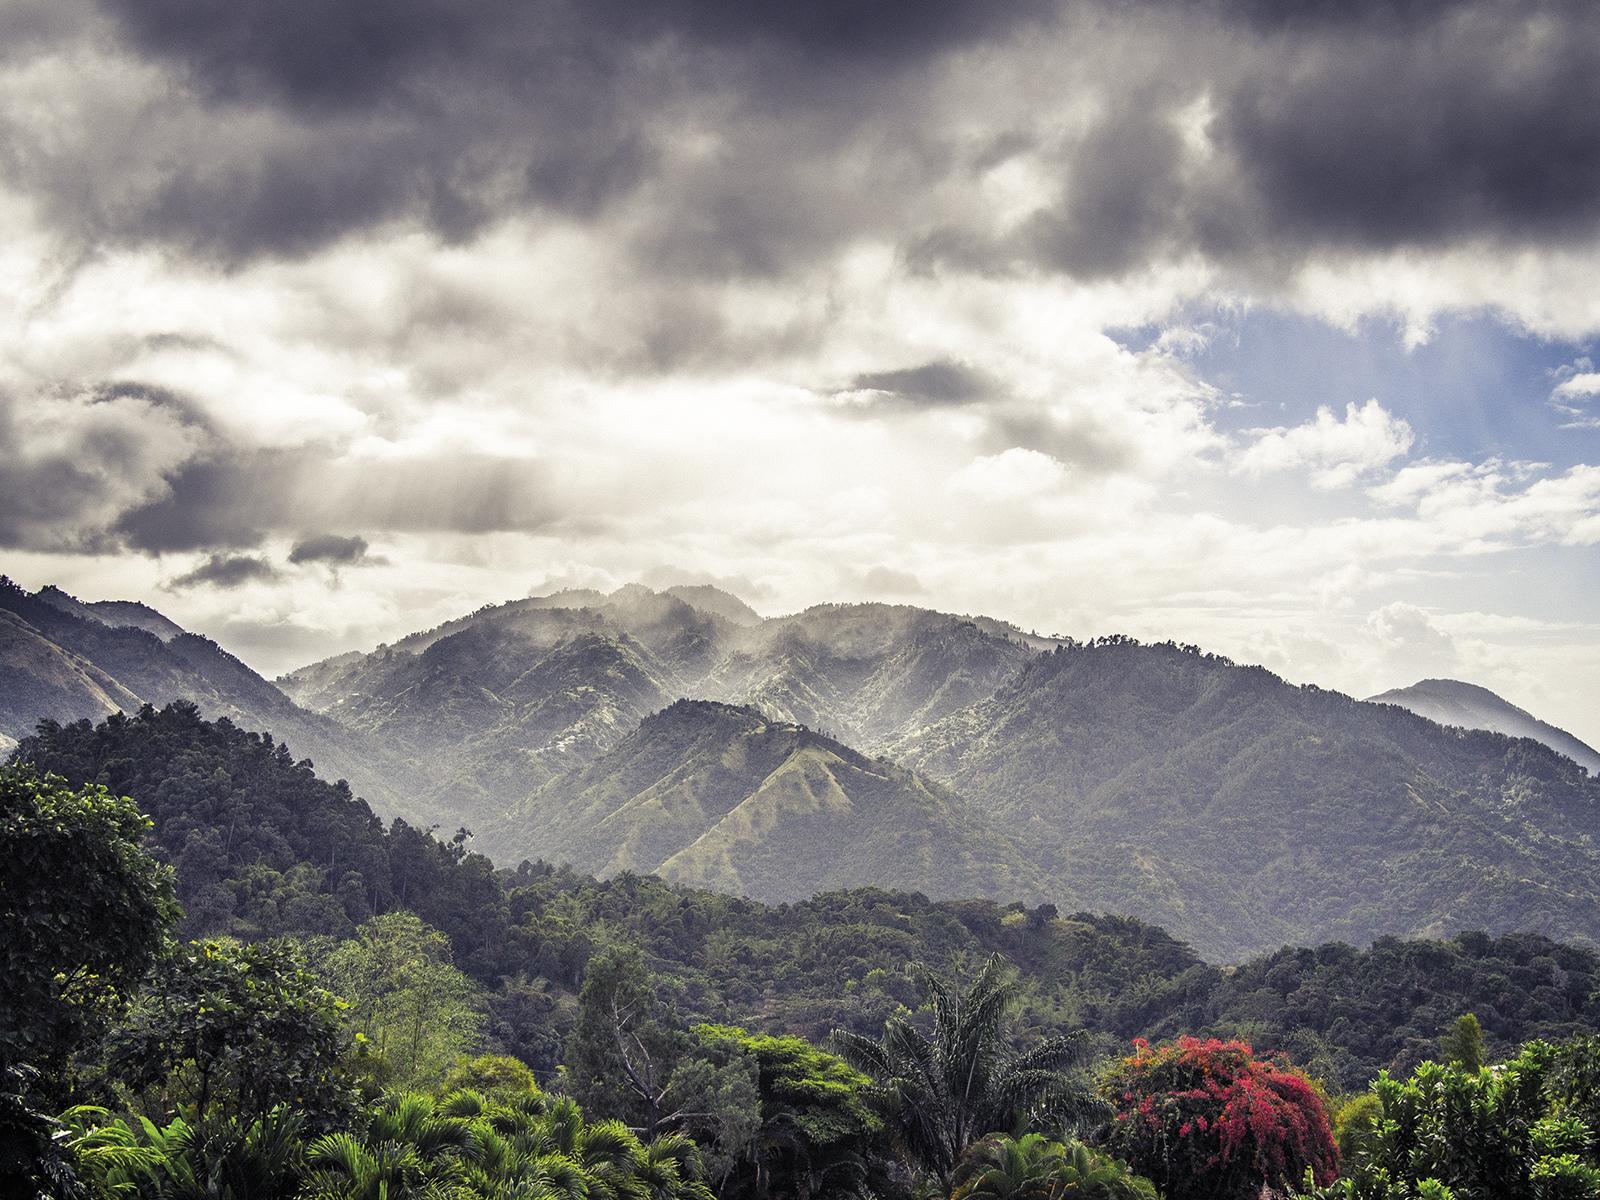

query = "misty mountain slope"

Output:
[[485, 699, 1045, 904], [665, 583, 762, 626], [283, 588, 1046, 815], [285, 613, 687, 819], [697, 603, 1041, 747], [1369, 678, 1600, 775], [0, 577, 411, 818], [35, 585, 187, 641], [893, 638, 1600, 959]]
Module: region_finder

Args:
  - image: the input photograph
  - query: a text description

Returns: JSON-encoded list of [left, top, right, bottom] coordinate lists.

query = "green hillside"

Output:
[[489, 699, 1045, 904], [894, 638, 1600, 959]]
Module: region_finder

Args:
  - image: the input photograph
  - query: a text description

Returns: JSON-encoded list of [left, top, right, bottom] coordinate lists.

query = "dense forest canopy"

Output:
[[13, 704, 1600, 1092]]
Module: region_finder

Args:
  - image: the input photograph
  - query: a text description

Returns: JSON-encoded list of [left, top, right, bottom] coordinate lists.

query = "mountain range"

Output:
[[3, 574, 1597, 960]]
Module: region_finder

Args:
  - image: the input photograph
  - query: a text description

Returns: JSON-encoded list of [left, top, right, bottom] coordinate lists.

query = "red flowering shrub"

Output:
[[1101, 1036, 1337, 1200]]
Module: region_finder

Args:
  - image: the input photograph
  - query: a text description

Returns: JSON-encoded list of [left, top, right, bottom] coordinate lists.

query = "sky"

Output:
[[2, 0, 1599, 745]]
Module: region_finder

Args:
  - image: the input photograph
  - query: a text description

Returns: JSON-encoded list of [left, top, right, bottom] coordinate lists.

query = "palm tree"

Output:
[[833, 955, 1094, 1189], [1048, 1142, 1156, 1199], [951, 1132, 1066, 1200], [952, 1136, 1157, 1200]]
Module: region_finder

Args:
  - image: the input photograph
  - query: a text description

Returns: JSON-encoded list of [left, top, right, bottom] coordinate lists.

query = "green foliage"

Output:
[[689, 1024, 880, 1199], [835, 955, 1093, 1189], [0, 764, 178, 1080], [951, 1134, 1157, 1200], [1440, 1014, 1484, 1073], [63, 1103, 308, 1200], [318, 913, 486, 1091], [564, 944, 686, 1137], [1316, 1037, 1600, 1200], [107, 938, 354, 1133], [302, 1088, 716, 1200], [438, 1055, 542, 1102]]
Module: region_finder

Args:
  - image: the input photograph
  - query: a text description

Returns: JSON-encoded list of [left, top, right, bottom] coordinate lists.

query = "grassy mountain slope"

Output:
[[488, 699, 1044, 904], [1370, 677, 1600, 775], [893, 638, 1600, 959]]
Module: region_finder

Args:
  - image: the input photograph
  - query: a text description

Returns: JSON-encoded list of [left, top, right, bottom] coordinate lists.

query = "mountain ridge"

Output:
[[6, 575, 1598, 960], [1368, 677, 1600, 775]]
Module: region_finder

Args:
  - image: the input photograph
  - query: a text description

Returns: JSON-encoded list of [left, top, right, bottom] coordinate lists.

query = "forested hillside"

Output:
[[0, 577, 410, 818], [13, 705, 1600, 1091], [893, 638, 1600, 958], [482, 699, 1047, 903]]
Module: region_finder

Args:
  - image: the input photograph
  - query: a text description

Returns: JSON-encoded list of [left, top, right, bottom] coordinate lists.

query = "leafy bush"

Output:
[[1102, 1036, 1336, 1200]]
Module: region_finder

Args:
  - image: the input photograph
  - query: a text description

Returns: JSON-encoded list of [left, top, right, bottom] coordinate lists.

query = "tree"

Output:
[[565, 944, 687, 1137], [0, 765, 177, 1199], [689, 1024, 880, 1200], [833, 955, 1093, 1189], [320, 912, 486, 1090], [1441, 1014, 1484, 1074], [1311, 1038, 1600, 1200], [1101, 1036, 1336, 1200], [107, 938, 355, 1134], [0, 765, 177, 1080], [951, 1134, 1157, 1200]]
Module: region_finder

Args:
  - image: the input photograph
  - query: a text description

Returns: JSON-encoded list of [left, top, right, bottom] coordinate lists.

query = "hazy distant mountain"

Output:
[[281, 586, 1047, 822], [34, 584, 187, 641], [664, 584, 763, 626], [1369, 678, 1600, 775], [0, 577, 412, 818], [892, 639, 1600, 959], [482, 699, 1045, 904], [15, 574, 1600, 960]]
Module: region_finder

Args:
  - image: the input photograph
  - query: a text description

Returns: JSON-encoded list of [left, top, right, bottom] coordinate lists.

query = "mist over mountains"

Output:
[[3, 574, 1596, 960]]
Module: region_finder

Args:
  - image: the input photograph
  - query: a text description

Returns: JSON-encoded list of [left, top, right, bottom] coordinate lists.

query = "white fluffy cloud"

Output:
[[1235, 399, 1414, 489]]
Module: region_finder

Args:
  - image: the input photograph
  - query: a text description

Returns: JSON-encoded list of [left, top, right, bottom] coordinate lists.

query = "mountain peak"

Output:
[[663, 583, 762, 626], [1368, 678, 1599, 775]]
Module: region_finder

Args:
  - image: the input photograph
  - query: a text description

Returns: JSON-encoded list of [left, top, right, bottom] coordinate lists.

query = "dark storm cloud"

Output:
[[114, 443, 569, 552], [1217, 15, 1600, 250], [100, 0, 1052, 110], [166, 552, 279, 590], [115, 453, 280, 553], [914, 1, 1600, 281], [846, 360, 992, 407], [288, 534, 373, 566], [33, 0, 1048, 263], [9, 0, 1599, 282], [1017, 104, 1189, 280]]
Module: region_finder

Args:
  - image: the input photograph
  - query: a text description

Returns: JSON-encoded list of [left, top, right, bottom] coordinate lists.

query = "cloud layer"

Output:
[[1, 0, 1597, 743]]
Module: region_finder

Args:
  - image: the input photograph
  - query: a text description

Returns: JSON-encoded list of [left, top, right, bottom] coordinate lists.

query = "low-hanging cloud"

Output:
[[288, 533, 374, 566], [165, 552, 279, 590]]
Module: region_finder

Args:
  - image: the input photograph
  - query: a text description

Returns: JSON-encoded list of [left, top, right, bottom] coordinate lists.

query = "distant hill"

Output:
[[483, 698, 1045, 904], [0, 576, 412, 818], [891, 638, 1600, 959], [1369, 678, 1600, 775]]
